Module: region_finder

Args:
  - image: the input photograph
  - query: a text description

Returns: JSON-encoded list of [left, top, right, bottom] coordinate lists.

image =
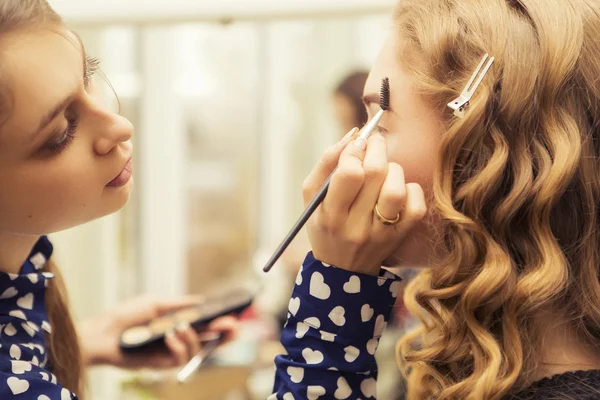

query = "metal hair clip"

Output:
[[447, 54, 495, 118]]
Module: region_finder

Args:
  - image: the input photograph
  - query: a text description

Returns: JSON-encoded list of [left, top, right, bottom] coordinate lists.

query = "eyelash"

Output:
[[46, 56, 101, 154], [46, 118, 78, 153]]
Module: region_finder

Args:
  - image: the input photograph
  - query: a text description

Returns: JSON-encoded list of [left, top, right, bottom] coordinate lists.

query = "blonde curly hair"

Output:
[[394, 0, 600, 398]]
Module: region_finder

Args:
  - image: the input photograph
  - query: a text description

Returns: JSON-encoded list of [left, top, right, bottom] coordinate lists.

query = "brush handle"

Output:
[[262, 170, 334, 273], [262, 109, 384, 273]]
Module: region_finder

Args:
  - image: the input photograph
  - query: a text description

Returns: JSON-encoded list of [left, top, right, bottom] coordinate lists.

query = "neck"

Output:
[[0, 232, 40, 274], [533, 311, 600, 382]]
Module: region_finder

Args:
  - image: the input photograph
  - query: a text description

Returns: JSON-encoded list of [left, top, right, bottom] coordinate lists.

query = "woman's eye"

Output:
[[46, 118, 78, 154]]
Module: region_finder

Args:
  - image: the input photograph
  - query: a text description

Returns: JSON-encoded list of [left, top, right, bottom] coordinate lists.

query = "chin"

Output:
[[103, 180, 134, 213]]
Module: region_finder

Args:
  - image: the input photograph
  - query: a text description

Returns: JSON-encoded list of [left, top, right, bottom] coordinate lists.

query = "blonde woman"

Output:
[[271, 0, 600, 399]]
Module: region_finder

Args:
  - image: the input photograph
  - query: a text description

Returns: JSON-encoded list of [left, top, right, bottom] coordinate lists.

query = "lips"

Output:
[[107, 159, 133, 187]]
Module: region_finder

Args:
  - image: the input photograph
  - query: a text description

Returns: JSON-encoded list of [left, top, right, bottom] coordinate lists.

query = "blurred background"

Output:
[[45, 0, 418, 399]]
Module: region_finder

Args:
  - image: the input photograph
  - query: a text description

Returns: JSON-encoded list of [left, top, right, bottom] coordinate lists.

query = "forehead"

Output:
[[364, 34, 410, 98], [0, 29, 82, 140]]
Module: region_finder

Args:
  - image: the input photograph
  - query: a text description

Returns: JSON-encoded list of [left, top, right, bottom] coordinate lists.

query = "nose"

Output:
[[93, 112, 134, 156]]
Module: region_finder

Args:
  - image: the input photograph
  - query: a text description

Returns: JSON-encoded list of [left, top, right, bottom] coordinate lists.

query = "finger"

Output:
[[323, 136, 369, 217], [373, 162, 407, 234], [303, 127, 358, 204], [207, 316, 239, 342], [176, 322, 201, 359], [393, 183, 427, 237], [119, 294, 204, 326], [351, 133, 389, 218], [154, 295, 204, 315], [165, 330, 189, 367]]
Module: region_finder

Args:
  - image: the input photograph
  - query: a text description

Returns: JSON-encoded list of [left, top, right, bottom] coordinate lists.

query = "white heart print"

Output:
[[334, 376, 352, 399], [26, 321, 40, 332], [7, 376, 29, 395], [296, 322, 310, 339], [328, 306, 346, 327], [377, 277, 386, 287], [296, 265, 303, 285], [0, 287, 18, 299], [307, 385, 326, 400], [10, 344, 21, 360], [374, 315, 387, 337], [4, 323, 17, 336], [40, 372, 49, 381], [390, 281, 402, 298], [344, 346, 360, 363], [42, 321, 52, 333], [343, 276, 361, 294], [367, 338, 379, 355], [38, 396, 51, 400], [361, 304, 374, 322], [11, 360, 32, 374], [309, 272, 331, 300], [320, 331, 337, 342], [283, 393, 295, 400], [17, 293, 34, 310], [361, 378, 377, 398], [287, 366, 304, 383], [302, 348, 324, 364], [62, 388, 72, 400], [305, 317, 321, 329], [296, 317, 320, 339], [9, 310, 27, 321], [29, 252, 46, 269], [22, 322, 36, 337], [32, 356, 39, 366], [288, 297, 300, 316], [27, 274, 39, 284]]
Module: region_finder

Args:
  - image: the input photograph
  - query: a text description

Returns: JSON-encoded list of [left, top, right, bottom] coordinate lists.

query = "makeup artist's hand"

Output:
[[303, 131, 427, 276], [78, 295, 238, 369]]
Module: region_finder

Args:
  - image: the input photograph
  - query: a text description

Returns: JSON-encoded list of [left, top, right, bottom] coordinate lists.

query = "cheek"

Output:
[[385, 133, 437, 190], [0, 151, 108, 234]]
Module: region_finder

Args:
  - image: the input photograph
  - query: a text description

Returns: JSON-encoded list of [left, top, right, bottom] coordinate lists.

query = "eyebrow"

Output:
[[30, 31, 86, 141]]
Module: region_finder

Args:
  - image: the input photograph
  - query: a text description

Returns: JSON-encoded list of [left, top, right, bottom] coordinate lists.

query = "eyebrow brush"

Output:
[[263, 77, 391, 273]]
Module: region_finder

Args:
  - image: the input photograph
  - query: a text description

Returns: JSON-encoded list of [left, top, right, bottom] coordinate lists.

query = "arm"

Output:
[[270, 253, 401, 400]]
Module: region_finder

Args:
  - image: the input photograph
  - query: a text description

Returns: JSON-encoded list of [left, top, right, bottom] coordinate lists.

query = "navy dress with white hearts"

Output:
[[270, 252, 402, 400], [0, 236, 77, 399]]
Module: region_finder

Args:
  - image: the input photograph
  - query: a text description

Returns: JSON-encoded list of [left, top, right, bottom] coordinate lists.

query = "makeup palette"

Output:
[[119, 288, 253, 353]]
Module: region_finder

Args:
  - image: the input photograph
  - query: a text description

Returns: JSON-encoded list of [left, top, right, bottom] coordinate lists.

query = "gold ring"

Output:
[[374, 204, 401, 226]]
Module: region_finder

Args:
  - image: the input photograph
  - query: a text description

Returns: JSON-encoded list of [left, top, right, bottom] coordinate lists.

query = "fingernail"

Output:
[[354, 137, 367, 151], [176, 321, 191, 332], [342, 127, 359, 142]]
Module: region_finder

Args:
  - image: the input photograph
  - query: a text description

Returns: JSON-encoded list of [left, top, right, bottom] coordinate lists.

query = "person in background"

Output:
[[0, 1, 236, 398], [332, 71, 370, 134]]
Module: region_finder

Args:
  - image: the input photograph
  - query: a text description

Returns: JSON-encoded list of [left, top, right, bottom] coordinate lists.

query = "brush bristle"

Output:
[[380, 77, 390, 111]]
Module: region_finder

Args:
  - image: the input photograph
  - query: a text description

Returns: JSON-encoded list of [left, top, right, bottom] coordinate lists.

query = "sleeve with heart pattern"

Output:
[[0, 366, 78, 399], [269, 252, 402, 400]]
